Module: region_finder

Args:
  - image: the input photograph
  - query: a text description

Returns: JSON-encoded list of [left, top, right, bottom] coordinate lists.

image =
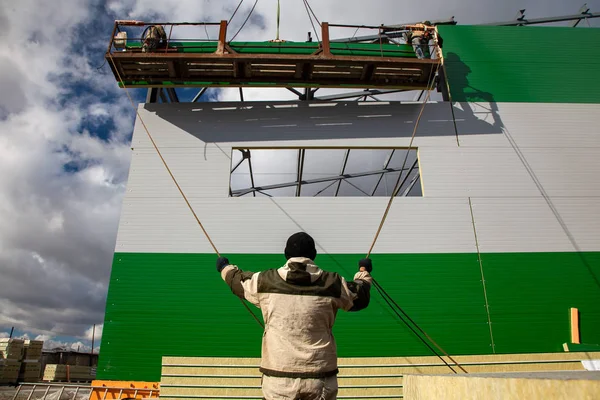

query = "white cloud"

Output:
[[1, 0, 599, 346]]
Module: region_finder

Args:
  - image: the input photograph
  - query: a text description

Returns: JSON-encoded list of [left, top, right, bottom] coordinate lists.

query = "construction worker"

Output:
[[216, 232, 373, 400], [404, 22, 433, 59], [141, 25, 167, 52]]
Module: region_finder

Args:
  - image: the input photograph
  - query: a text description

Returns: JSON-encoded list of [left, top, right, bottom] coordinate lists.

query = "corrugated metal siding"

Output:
[[482, 252, 600, 354], [119, 103, 600, 253], [456, 103, 600, 148], [438, 25, 600, 103], [135, 101, 458, 148], [99, 100, 600, 381], [99, 252, 491, 381]]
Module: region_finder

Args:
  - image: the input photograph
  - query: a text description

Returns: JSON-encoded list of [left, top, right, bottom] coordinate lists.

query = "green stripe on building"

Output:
[[438, 25, 600, 103], [98, 251, 600, 381]]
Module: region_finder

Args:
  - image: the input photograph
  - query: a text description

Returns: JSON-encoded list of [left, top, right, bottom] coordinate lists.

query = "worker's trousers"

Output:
[[262, 374, 338, 400]]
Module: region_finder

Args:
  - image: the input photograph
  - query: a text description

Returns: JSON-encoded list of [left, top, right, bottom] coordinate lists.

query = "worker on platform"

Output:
[[404, 22, 435, 59], [216, 232, 373, 400], [141, 25, 167, 53]]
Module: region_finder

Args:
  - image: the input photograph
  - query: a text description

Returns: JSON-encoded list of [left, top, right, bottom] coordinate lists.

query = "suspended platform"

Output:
[[106, 21, 440, 89]]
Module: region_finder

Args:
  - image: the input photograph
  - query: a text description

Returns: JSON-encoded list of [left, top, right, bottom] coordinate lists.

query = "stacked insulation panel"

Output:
[[19, 340, 43, 382], [42, 365, 94, 382], [0, 339, 24, 384]]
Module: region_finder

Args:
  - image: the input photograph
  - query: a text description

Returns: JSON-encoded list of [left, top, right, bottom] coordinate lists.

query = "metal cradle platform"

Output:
[[105, 21, 440, 89]]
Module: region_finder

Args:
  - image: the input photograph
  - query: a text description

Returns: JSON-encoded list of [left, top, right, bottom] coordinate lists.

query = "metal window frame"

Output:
[[230, 148, 421, 198]]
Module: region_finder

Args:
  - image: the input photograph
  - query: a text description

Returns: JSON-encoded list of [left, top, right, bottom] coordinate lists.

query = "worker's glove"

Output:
[[216, 257, 230, 273], [358, 258, 373, 273]]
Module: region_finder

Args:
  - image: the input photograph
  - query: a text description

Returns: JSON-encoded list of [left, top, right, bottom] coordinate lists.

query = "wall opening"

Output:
[[229, 148, 421, 197]]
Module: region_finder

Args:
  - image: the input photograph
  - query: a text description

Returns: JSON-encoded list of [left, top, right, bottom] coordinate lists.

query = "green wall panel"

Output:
[[98, 251, 600, 382], [438, 25, 600, 103], [98, 252, 489, 381], [481, 252, 600, 354]]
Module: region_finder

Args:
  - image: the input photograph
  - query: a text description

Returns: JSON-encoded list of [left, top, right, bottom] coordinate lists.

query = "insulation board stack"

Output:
[[42, 364, 94, 382], [0, 360, 21, 384], [0, 338, 24, 360], [22, 340, 43, 361], [18, 361, 41, 382]]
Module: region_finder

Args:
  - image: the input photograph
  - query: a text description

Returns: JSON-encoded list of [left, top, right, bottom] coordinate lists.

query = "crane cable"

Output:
[[229, 0, 260, 42], [364, 32, 468, 373], [106, 54, 264, 330]]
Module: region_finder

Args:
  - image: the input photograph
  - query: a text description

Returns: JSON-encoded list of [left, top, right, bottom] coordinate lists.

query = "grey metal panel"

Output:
[[456, 102, 600, 148], [470, 197, 600, 253], [133, 101, 459, 149], [420, 147, 540, 198], [125, 148, 229, 198], [116, 101, 600, 255], [514, 148, 600, 197], [115, 196, 476, 254], [422, 147, 600, 198]]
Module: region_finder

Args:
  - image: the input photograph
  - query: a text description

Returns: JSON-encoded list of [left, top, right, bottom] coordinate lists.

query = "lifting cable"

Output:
[[228, 0, 245, 24], [106, 54, 265, 330], [229, 0, 260, 42], [364, 58, 468, 373], [302, 0, 320, 43]]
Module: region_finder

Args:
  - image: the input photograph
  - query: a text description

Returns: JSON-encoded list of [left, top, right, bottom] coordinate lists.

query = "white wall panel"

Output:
[[115, 196, 476, 254], [456, 102, 600, 148], [116, 101, 600, 255], [471, 197, 600, 253], [133, 101, 459, 149], [420, 148, 539, 197]]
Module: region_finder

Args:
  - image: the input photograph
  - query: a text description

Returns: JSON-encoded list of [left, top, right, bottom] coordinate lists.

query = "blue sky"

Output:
[[1, 0, 599, 352]]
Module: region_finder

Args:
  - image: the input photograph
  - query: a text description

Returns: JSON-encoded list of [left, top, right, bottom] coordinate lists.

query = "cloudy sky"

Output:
[[1, 0, 598, 352]]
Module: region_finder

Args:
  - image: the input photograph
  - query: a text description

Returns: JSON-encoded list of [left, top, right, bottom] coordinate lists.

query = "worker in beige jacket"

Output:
[[217, 232, 373, 400]]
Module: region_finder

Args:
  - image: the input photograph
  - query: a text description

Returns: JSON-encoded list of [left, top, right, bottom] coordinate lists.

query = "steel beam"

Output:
[[316, 89, 408, 101], [371, 149, 397, 196], [296, 149, 305, 197], [400, 170, 420, 196], [232, 166, 412, 196], [572, 4, 591, 27], [145, 88, 159, 103], [166, 88, 179, 102], [331, 18, 456, 43], [192, 87, 208, 102], [335, 150, 351, 196], [480, 11, 600, 26], [158, 88, 168, 103], [286, 87, 304, 99]]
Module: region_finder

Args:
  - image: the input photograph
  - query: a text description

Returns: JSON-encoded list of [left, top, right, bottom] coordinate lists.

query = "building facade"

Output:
[[98, 25, 600, 381]]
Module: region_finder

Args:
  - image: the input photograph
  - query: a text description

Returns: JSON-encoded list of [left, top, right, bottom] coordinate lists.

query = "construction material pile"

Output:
[[19, 340, 43, 382], [0, 339, 25, 384], [42, 365, 94, 382]]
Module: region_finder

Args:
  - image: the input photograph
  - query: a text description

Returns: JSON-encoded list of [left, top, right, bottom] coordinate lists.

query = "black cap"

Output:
[[284, 232, 317, 260]]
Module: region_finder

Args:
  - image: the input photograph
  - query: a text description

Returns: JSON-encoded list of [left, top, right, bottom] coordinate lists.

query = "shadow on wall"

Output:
[[144, 91, 503, 144], [444, 52, 504, 134], [445, 53, 600, 290]]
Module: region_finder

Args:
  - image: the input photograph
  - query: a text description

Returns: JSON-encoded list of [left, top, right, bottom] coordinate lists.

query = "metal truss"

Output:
[[230, 149, 420, 198]]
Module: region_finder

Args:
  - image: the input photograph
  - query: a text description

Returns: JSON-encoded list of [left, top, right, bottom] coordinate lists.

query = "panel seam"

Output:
[[468, 196, 496, 353]]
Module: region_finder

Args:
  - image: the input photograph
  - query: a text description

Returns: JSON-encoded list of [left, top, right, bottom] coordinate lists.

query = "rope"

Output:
[[229, 0, 260, 42], [364, 59, 469, 374], [302, 0, 320, 43], [106, 54, 265, 330], [303, 0, 321, 26], [366, 63, 438, 258], [372, 279, 457, 373], [228, 0, 245, 24], [372, 279, 467, 374]]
